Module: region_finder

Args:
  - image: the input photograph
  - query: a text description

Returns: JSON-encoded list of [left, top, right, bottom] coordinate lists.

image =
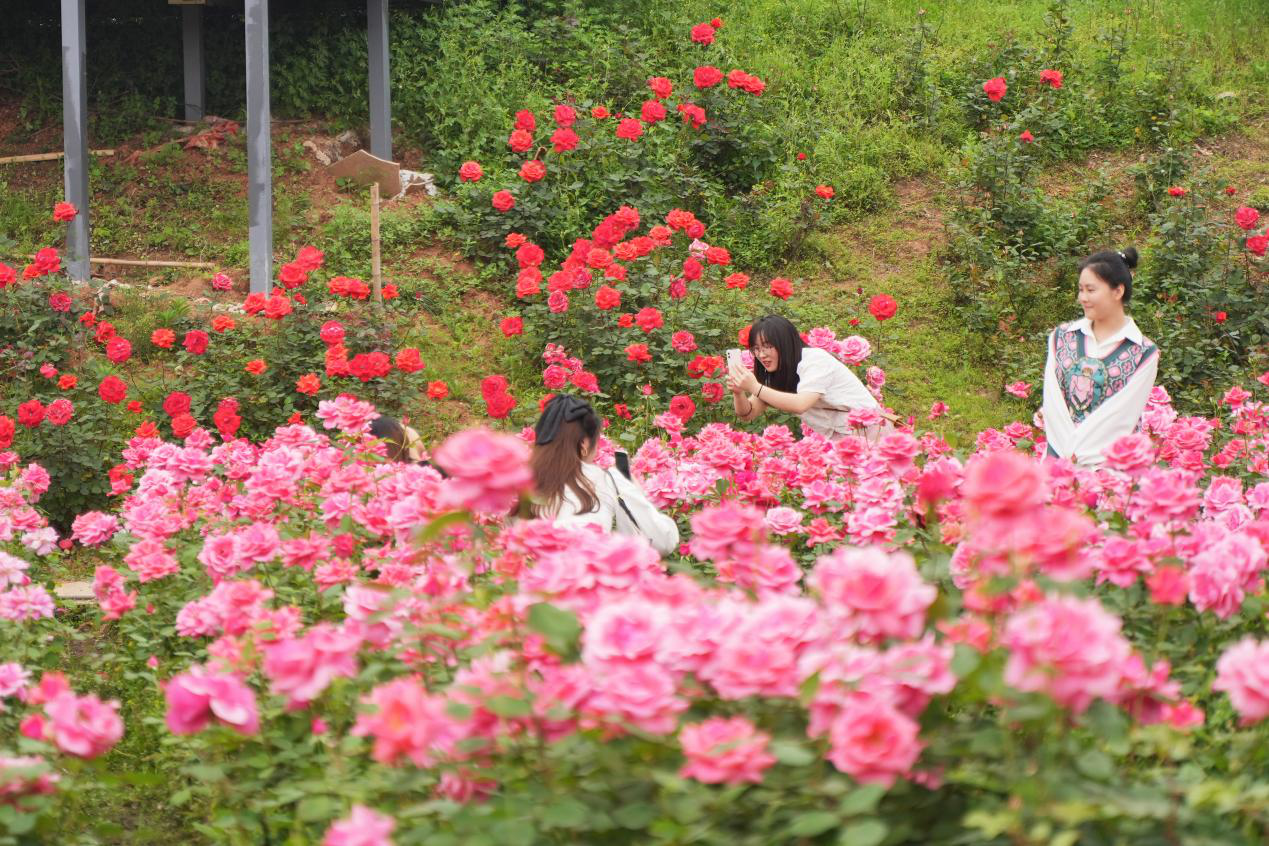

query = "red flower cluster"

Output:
[[328, 276, 371, 299], [53, 201, 78, 222], [213, 397, 241, 438], [869, 294, 898, 322], [481, 374, 517, 419]]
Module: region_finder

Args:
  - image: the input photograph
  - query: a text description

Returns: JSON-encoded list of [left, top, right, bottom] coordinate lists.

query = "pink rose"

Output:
[[679, 716, 776, 784], [763, 506, 804, 536], [689, 501, 765, 563], [1102, 433, 1155, 475], [808, 546, 936, 643], [164, 664, 260, 735], [433, 428, 533, 515], [961, 450, 1046, 522], [1214, 637, 1269, 724], [323, 804, 397, 846], [825, 697, 922, 787], [43, 692, 124, 759], [71, 511, 119, 546]]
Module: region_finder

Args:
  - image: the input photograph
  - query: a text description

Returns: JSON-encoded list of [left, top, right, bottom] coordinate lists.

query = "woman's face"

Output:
[[1076, 267, 1124, 323], [752, 336, 779, 372]]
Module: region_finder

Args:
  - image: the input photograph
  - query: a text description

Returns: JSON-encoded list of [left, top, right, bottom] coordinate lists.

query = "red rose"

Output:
[[500, 316, 523, 337], [550, 128, 579, 153], [1167, 186, 1187, 197], [277, 262, 307, 289], [814, 184, 834, 200], [693, 65, 724, 88], [769, 277, 793, 300], [171, 413, 197, 439], [595, 286, 621, 310], [151, 328, 176, 348], [613, 403, 631, 420], [701, 382, 725, 404], [480, 374, 510, 401], [265, 294, 293, 320], [350, 351, 392, 382], [1214, 311, 1228, 323], [1019, 130, 1034, 143], [797, 152, 807, 161], [505, 232, 527, 248], [1225, 186, 1237, 196], [296, 373, 321, 395], [640, 100, 666, 124], [244, 359, 267, 375], [94, 321, 116, 343], [690, 22, 715, 44], [738, 326, 750, 346], [486, 393, 517, 419], [0, 263, 15, 288], [1039, 69, 1063, 89], [48, 292, 72, 312], [381, 284, 398, 300], [616, 118, 644, 141], [704, 246, 730, 266], [135, 420, 159, 439], [1234, 206, 1260, 230], [1247, 235, 1267, 257], [514, 109, 536, 132], [53, 201, 78, 222], [591, 105, 610, 119], [617, 313, 634, 328], [98, 376, 127, 404], [58, 374, 77, 390], [724, 272, 749, 289], [125, 400, 142, 413], [183, 330, 210, 355], [982, 76, 1007, 102], [625, 343, 652, 364], [515, 243, 545, 268], [79, 311, 96, 327], [634, 307, 663, 333], [682, 258, 702, 280], [647, 76, 672, 99], [213, 403, 241, 439], [553, 104, 576, 127], [458, 161, 483, 182], [520, 160, 546, 182], [0, 415, 14, 449], [294, 245, 324, 272], [105, 336, 132, 364], [508, 129, 534, 153], [492, 190, 516, 212], [163, 391, 192, 417], [34, 247, 61, 274], [869, 294, 898, 321], [669, 394, 696, 421], [427, 380, 449, 399], [395, 347, 425, 373], [17, 399, 45, 428], [46, 398, 74, 426]]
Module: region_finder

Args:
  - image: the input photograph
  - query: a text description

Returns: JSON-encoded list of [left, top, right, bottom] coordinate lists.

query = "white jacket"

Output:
[[543, 462, 680, 556]]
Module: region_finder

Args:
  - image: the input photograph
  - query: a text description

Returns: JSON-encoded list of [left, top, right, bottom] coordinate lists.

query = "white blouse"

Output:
[[795, 347, 879, 439], [1041, 317, 1158, 467], [541, 462, 680, 556]]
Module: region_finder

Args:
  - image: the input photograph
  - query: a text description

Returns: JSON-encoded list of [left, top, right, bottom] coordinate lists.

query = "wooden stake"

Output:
[[370, 181, 383, 304], [89, 257, 215, 268], [0, 149, 115, 164]]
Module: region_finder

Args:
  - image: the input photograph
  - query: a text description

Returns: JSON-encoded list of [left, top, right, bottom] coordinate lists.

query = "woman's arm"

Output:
[[727, 361, 820, 416]]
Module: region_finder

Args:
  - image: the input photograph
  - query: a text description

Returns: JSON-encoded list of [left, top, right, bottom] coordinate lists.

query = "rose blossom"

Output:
[[678, 716, 776, 785]]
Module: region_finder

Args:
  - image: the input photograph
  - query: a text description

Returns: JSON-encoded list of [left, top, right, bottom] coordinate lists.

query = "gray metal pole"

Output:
[[245, 0, 273, 295], [367, 0, 392, 161], [60, 0, 90, 282], [182, 5, 206, 122]]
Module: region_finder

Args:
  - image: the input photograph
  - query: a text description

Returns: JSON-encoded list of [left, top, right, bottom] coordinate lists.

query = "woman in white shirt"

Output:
[[1041, 246, 1158, 466], [529, 395, 680, 555], [726, 314, 882, 440]]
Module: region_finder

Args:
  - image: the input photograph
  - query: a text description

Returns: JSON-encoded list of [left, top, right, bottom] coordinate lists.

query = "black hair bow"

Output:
[[534, 395, 594, 445]]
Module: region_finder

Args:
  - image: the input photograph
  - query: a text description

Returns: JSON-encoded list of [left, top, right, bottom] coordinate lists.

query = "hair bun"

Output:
[[1118, 246, 1139, 269]]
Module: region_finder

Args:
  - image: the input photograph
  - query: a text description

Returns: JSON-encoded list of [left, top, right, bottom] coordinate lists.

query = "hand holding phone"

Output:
[[614, 450, 632, 479], [726, 348, 745, 370]]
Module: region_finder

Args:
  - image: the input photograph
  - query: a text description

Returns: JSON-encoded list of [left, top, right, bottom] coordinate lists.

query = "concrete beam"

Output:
[[60, 0, 90, 281], [245, 0, 273, 294], [181, 5, 206, 122], [367, 0, 392, 161]]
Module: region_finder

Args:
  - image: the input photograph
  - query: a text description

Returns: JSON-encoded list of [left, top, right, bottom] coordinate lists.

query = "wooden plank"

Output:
[[0, 149, 115, 164], [89, 257, 215, 269]]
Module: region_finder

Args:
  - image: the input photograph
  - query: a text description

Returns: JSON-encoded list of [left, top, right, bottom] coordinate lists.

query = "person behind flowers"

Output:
[[1041, 246, 1157, 465], [528, 394, 679, 555], [368, 415, 423, 462], [726, 313, 882, 440]]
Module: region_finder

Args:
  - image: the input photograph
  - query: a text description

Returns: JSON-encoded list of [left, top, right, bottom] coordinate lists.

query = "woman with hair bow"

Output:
[[528, 394, 679, 555], [1041, 246, 1158, 466]]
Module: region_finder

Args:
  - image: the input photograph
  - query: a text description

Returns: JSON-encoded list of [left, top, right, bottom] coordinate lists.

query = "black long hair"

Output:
[[530, 395, 602, 517], [1078, 246, 1139, 304], [748, 314, 804, 393]]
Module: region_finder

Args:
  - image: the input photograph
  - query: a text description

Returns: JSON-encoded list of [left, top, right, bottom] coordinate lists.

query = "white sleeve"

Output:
[[800, 349, 877, 410], [1041, 330, 1077, 460], [835, 363, 880, 409], [548, 481, 615, 532], [605, 469, 681, 556], [1069, 351, 1158, 466]]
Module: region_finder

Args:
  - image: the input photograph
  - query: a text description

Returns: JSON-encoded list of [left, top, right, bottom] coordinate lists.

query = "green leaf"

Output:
[[770, 740, 817, 767], [1075, 749, 1113, 781], [838, 784, 887, 817], [837, 819, 888, 846], [526, 602, 582, 657], [789, 811, 840, 837], [184, 763, 225, 782], [613, 802, 657, 830], [540, 797, 589, 829], [485, 695, 532, 717], [415, 510, 470, 543], [297, 796, 339, 822]]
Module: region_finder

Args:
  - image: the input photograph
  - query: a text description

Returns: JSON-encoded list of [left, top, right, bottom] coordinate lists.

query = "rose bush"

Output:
[[2, 367, 1268, 841]]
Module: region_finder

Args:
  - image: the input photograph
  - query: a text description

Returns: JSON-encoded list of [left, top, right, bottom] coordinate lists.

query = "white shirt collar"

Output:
[[1071, 316, 1143, 348]]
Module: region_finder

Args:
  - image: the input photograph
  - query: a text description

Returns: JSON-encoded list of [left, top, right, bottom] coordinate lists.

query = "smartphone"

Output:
[[613, 450, 632, 479], [726, 348, 745, 370]]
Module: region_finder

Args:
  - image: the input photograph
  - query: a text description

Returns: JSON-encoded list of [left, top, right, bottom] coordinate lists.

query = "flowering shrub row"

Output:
[[3, 364, 1269, 840]]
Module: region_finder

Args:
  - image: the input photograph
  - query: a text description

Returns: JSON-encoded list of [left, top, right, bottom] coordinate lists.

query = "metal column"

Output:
[[182, 5, 206, 122], [60, 0, 90, 282], [367, 0, 392, 161], [245, 0, 273, 294]]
